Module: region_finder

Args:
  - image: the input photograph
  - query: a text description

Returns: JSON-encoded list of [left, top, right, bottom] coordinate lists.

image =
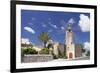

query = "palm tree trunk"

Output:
[[44, 42, 47, 48]]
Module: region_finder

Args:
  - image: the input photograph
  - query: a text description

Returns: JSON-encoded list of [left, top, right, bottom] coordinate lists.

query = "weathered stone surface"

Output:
[[21, 54, 53, 63]]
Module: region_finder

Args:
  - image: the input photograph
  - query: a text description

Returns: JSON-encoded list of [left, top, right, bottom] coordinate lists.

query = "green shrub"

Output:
[[21, 48, 38, 55], [63, 55, 67, 59], [41, 48, 49, 54]]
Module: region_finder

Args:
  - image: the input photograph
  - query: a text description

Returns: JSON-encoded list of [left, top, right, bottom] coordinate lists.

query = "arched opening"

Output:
[[69, 52, 73, 59]]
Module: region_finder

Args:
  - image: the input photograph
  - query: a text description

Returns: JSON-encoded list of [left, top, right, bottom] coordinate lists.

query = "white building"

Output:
[[66, 24, 75, 59], [53, 42, 59, 57], [33, 46, 42, 54]]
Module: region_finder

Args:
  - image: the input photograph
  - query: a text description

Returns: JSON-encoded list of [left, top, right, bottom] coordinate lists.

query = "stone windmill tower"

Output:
[[65, 19, 75, 59]]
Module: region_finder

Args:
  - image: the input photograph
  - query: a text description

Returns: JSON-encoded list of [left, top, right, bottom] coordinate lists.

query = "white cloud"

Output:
[[48, 29, 53, 32], [68, 18, 75, 24], [42, 23, 46, 27], [24, 26, 35, 34], [49, 22, 57, 29], [78, 14, 90, 32], [42, 24, 46, 27], [52, 25, 57, 29], [61, 26, 65, 30], [28, 23, 33, 25], [84, 42, 90, 51], [21, 38, 30, 44], [50, 24, 57, 29]]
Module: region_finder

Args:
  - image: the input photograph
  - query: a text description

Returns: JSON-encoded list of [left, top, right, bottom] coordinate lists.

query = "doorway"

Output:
[[69, 52, 73, 59]]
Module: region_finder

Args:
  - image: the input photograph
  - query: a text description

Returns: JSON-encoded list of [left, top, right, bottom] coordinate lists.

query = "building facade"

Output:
[[75, 44, 82, 58], [21, 43, 33, 49], [53, 42, 59, 57], [66, 24, 75, 59]]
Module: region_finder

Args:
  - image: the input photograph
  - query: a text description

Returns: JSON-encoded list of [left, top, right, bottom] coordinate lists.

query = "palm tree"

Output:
[[39, 32, 51, 48]]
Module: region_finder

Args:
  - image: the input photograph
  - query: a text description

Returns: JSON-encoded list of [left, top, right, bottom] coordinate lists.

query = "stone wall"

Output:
[[75, 44, 82, 58], [21, 54, 53, 63]]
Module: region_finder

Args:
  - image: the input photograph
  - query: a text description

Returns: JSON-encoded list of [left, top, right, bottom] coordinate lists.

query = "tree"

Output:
[[47, 43, 53, 49], [39, 32, 50, 48], [86, 51, 90, 56]]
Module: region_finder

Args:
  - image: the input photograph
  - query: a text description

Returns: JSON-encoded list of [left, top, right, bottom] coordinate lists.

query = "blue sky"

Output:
[[21, 9, 90, 46]]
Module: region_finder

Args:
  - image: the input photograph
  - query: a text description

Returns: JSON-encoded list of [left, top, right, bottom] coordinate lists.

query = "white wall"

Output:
[[0, 0, 99, 73]]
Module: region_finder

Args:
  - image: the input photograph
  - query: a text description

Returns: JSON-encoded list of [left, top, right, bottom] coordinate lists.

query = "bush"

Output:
[[63, 55, 67, 59], [52, 53, 58, 59], [21, 48, 38, 55], [86, 51, 90, 56], [41, 48, 49, 54]]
